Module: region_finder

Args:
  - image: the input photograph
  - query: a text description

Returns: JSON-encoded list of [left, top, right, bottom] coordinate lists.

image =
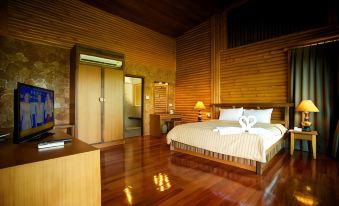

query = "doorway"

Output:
[[124, 76, 144, 138]]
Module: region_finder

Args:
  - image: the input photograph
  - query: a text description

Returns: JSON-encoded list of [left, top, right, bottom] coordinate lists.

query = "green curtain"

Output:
[[332, 120, 339, 159], [290, 42, 339, 157]]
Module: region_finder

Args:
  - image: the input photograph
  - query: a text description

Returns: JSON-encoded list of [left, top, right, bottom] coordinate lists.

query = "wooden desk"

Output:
[[0, 131, 101, 206], [150, 113, 182, 137], [290, 130, 318, 159]]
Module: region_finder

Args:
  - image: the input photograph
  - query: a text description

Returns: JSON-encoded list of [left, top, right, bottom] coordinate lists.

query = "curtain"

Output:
[[332, 120, 339, 159], [290, 42, 339, 157]]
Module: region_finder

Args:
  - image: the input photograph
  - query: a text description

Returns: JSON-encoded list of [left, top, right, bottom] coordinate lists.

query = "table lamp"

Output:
[[194, 101, 206, 122], [296, 100, 319, 132]]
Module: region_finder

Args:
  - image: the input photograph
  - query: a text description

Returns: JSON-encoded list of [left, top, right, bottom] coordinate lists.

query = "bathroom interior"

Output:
[[124, 76, 143, 138]]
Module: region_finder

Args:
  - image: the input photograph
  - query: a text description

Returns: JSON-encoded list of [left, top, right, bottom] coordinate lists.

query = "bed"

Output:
[[166, 103, 294, 175]]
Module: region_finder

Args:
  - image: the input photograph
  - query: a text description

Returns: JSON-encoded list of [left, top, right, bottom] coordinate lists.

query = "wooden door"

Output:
[[103, 68, 124, 141], [77, 64, 102, 144]]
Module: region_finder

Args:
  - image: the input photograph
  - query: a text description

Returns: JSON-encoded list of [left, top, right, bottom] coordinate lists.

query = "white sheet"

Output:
[[166, 120, 287, 163]]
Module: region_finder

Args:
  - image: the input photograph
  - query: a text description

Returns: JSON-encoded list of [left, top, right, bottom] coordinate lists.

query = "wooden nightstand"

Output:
[[290, 130, 318, 159]]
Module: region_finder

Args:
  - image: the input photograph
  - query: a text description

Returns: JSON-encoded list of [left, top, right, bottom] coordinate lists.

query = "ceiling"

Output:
[[80, 0, 238, 37]]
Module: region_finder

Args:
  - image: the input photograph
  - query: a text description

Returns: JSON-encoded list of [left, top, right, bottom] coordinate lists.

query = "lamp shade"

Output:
[[194, 101, 206, 110], [296, 100, 319, 112]]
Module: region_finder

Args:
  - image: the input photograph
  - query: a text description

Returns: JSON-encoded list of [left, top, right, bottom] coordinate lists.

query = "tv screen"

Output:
[[14, 83, 54, 143]]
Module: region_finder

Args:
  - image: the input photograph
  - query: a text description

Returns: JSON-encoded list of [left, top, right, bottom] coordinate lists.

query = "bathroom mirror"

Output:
[[153, 81, 168, 113]]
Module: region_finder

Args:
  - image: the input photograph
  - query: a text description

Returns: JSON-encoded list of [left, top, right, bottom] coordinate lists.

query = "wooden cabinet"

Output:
[[150, 113, 182, 137], [103, 68, 124, 142], [0, 131, 101, 206], [54, 124, 75, 137], [77, 63, 123, 144], [78, 63, 102, 144]]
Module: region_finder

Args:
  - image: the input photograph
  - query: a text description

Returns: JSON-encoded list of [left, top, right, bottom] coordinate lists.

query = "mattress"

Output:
[[166, 120, 287, 163]]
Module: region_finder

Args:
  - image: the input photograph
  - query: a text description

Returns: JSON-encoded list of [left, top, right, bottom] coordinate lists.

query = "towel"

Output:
[[213, 127, 245, 135], [239, 115, 257, 131]]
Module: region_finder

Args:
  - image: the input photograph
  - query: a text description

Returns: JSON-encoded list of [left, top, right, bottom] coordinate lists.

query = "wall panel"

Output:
[[220, 26, 339, 120], [6, 0, 175, 70], [176, 21, 211, 123]]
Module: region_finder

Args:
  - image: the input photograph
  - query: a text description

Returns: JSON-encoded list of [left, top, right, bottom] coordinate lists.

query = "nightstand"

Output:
[[290, 130, 318, 159]]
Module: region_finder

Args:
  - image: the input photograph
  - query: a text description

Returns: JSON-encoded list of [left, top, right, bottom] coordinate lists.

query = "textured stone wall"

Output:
[[0, 36, 70, 128], [124, 63, 175, 135]]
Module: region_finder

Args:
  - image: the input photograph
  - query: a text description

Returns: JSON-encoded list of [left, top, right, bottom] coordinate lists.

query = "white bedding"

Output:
[[166, 120, 287, 163]]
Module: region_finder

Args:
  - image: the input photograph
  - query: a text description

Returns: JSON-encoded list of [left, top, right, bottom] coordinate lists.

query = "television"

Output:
[[14, 83, 55, 143]]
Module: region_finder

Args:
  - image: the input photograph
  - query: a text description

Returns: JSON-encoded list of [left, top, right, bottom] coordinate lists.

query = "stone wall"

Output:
[[124, 63, 176, 135], [0, 36, 70, 128]]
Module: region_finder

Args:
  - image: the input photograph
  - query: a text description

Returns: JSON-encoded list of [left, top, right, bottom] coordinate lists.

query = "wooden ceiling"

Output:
[[80, 0, 237, 37]]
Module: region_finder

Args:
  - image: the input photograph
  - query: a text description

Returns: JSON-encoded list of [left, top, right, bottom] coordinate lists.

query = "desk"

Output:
[[290, 130, 318, 159], [0, 131, 101, 206], [150, 113, 182, 137]]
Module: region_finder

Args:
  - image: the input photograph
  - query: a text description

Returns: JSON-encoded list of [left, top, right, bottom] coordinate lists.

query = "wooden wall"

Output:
[[176, 21, 211, 122], [5, 0, 175, 70], [220, 26, 339, 102], [219, 26, 339, 120], [176, 18, 339, 122]]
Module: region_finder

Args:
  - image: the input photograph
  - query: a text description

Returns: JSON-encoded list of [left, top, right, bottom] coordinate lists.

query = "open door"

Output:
[[124, 76, 144, 138]]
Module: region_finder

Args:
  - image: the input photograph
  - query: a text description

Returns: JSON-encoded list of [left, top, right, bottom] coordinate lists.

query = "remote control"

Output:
[[38, 141, 64, 149]]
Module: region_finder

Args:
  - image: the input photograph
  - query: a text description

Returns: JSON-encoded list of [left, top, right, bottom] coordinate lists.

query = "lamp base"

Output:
[[197, 110, 202, 122], [302, 126, 311, 132]]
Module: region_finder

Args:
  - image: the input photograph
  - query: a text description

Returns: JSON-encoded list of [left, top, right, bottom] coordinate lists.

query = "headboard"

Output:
[[211, 103, 294, 128]]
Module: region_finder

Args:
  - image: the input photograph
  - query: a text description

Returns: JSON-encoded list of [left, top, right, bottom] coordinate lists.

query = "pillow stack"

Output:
[[219, 107, 273, 123]]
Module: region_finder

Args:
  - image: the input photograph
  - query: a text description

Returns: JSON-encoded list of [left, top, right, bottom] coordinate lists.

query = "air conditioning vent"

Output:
[[80, 54, 123, 68]]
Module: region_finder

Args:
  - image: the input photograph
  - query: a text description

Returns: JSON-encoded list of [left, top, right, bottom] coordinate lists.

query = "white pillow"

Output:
[[243, 108, 273, 124], [219, 107, 243, 121]]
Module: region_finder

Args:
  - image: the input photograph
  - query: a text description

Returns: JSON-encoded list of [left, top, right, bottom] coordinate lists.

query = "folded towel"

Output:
[[213, 127, 245, 135], [239, 115, 257, 131], [213, 126, 278, 138]]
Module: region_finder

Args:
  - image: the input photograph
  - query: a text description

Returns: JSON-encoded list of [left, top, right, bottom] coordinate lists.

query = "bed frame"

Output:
[[170, 103, 294, 175]]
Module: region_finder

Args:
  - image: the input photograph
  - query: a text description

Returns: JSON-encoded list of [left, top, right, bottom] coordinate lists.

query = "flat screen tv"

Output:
[[14, 83, 54, 143]]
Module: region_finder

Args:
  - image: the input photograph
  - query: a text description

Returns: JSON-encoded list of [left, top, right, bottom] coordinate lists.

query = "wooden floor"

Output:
[[101, 135, 339, 205]]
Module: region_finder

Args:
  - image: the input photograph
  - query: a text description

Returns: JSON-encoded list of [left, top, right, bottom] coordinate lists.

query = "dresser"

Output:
[[150, 113, 182, 137], [0, 131, 101, 206]]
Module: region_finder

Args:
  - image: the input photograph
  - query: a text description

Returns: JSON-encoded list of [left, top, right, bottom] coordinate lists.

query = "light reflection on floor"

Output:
[[153, 173, 172, 192], [123, 186, 133, 205]]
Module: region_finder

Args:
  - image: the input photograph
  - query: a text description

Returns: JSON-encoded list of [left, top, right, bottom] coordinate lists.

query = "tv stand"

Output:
[[0, 131, 101, 205], [30, 131, 54, 142]]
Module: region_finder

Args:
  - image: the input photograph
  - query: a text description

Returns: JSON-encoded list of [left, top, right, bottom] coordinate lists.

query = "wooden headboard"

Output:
[[211, 103, 294, 128]]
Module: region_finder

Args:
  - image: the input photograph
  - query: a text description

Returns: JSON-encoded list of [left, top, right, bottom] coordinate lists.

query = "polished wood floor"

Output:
[[101, 136, 339, 205]]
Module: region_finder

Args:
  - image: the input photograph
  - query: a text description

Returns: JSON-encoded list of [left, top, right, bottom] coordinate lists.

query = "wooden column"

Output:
[[211, 12, 227, 118], [0, 0, 7, 36]]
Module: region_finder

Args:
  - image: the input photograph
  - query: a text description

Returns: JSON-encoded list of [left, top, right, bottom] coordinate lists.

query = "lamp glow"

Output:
[[296, 100, 319, 132], [194, 101, 206, 122]]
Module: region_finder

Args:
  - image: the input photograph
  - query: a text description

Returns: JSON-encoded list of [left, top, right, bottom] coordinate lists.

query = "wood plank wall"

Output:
[[220, 26, 339, 120], [5, 0, 175, 70], [176, 20, 339, 122], [176, 21, 211, 122]]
